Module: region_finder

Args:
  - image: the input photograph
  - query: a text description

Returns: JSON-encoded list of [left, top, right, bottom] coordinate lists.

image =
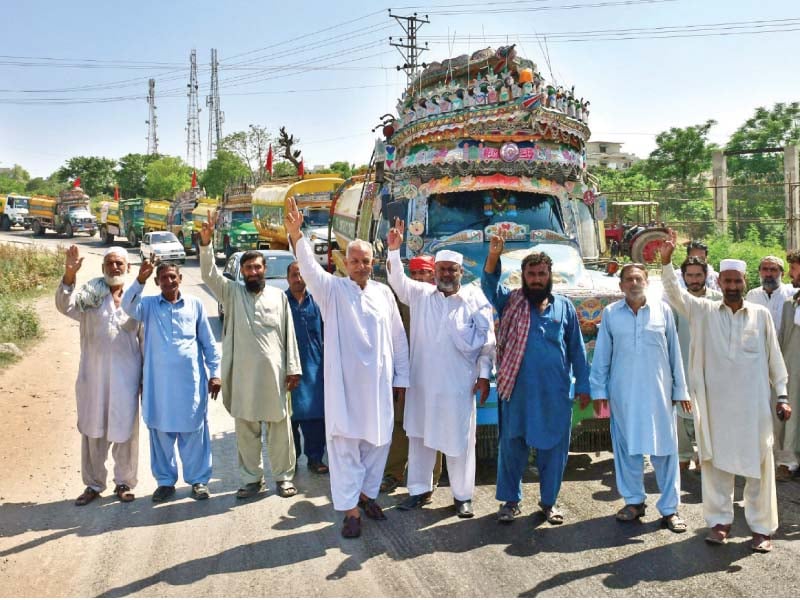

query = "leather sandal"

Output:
[[751, 533, 773, 553], [358, 496, 387, 520], [75, 487, 101, 506], [705, 523, 732, 545], [615, 502, 646, 521], [276, 480, 297, 498], [497, 502, 522, 523], [114, 484, 135, 503], [660, 513, 687, 533], [539, 502, 564, 525], [341, 515, 362, 538]]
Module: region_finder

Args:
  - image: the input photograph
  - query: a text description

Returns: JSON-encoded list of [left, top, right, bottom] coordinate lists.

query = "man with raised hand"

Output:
[[285, 197, 409, 538], [56, 246, 143, 506], [198, 211, 302, 500], [387, 219, 494, 518], [661, 231, 789, 552]]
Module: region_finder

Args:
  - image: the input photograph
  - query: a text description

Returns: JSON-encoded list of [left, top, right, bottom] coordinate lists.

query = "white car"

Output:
[[140, 231, 187, 264]]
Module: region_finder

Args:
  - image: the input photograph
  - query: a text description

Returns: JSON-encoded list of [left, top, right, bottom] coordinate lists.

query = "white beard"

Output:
[[104, 274, 125, 287]]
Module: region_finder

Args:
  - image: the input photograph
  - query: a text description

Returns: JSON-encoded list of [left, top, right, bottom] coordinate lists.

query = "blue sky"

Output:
[[2, 0, 798, 177]]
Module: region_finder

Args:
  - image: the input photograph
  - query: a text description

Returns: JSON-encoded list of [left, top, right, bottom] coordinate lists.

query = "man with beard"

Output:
[[777, 250, 800, 481], [285, 198, 409, 539], [286, 261, 327, 474], [667, 257, 722, 472], [746, 256, 795, 331], [590, 262, 689, 532], [122, 261, 221, 502], [56, 246, 143, 505], [387, 220, 494, 518], [381, 254, 446, 498], [661, 231, 789, 552], [199, 214, 302, 500], [679, 240, 720, 292], [482, 235, 590, 525]]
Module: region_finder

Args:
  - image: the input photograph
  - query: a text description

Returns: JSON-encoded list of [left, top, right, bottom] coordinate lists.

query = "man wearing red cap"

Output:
[[380, 254, 445, 499]]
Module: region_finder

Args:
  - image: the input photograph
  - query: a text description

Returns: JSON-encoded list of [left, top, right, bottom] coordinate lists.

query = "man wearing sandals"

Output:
[[199, 213, 302, 500], [286, 261, 328, 475], [122, 261, 221, 502], [661, 232, 790, 552], [285, 198, 409, 538], [590, 262, 690, 533], [482, 236, 590, 525], [56, 246, 143, 506], [387, 220, 495, 519]]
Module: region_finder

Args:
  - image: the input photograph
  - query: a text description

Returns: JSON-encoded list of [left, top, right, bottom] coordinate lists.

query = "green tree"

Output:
[[117, 153, 160, 198], [143, 156, 192, 200], [643, 120, 717, 188], [726, 102, 800, 179], [25, 174, 63, 196], [55, 156, 117, 196], [272, 161, 297, 178], [201, 150, 250, 198], [0, 164, 30, 194], [328, 161, 354, 180], [219, 124, 273, 184]]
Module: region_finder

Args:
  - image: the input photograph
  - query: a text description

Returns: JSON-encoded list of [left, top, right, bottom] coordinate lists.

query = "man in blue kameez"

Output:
[[589, 263, 690, 532], [286, 261, 328, 474], [122, 260, 221, 503], [482, 235, 590, 525]]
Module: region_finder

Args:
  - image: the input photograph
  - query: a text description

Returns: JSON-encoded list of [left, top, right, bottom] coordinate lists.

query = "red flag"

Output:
[[113, 186, 120, 200], [73, 177, 81, 188], [298, 159, 304, 178], [191, 170, 198, 188], [265, 144, 273, 176]]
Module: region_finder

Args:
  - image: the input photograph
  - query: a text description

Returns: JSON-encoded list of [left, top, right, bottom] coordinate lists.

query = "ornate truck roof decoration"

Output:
[[387, 45, 591, 192]]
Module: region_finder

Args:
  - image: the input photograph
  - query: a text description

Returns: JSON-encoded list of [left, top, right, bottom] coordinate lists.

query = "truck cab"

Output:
[[214, 207, 259, 258], [0, 194, 30, 230]]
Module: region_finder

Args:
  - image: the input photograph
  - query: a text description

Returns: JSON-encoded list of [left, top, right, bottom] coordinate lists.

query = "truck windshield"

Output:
[[304, 208, 330, 228], [426, 192, 564, 237], [10, 197, 29, 209], [231, 211, 252, 225]]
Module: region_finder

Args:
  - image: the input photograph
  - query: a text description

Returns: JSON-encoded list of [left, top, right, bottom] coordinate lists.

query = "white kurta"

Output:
[[387, 249, 495, 456], [662, 264, 788, 478], [55, 282, 143, 442], [295, 238, 410, 446], [746, 284, 795, 330]]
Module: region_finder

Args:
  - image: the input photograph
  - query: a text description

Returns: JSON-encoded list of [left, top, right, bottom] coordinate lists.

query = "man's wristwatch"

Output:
[[778, 396, 789, 403]]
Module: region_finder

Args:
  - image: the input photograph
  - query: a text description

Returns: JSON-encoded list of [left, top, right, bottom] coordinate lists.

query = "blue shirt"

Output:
[[482, 262, 590, 449], [286, 289, 325, 421], [589, 298, 688, 456], [122, 280, 220, 432]]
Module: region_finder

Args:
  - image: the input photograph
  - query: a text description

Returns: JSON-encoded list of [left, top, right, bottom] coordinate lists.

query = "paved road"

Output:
[[1, 227, 799, 597]]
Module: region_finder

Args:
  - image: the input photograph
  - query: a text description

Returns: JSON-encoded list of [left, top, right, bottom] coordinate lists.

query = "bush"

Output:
[[0, 243, 64, 296], [0, 297, 40, 343], [702, 233, 785, 290]]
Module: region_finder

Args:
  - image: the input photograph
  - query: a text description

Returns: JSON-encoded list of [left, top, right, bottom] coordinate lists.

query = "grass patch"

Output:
[[0, 243, 64, 367]]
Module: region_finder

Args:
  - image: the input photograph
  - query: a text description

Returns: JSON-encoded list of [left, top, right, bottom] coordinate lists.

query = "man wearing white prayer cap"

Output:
[[661, 231, 789, 552], [387, 220, 495, 519], [55, 244, 143, 506]]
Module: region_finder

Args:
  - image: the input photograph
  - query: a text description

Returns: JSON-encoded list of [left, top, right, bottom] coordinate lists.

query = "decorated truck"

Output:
[[143, 200, 170, 234], [0, 194, 30, 230], [214, 183, 259, 259], [168, 188, 215, 254], [29, 187, 97, 238], [331, 46, 622, 454], [252, 175, 343, 266], [98, 198, 145, 246]]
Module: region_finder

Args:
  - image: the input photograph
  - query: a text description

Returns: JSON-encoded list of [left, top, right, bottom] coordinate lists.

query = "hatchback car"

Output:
[[218, 249, 296, 320], [140, 230, 187, 264]]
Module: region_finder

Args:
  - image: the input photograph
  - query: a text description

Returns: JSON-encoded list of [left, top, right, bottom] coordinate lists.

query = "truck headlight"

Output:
[[314, 243, 328, 254]]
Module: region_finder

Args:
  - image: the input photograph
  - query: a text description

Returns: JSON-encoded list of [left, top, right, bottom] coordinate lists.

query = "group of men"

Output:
[[58, 201, 799, 550]]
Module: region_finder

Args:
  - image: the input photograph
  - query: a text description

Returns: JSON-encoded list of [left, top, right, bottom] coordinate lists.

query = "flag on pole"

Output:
[[113, 186, 120, 200], [298, 159, 304, 178], [191, 170, 198, 188], [73, 177, 81, 188], [265, 144, 273, 176]]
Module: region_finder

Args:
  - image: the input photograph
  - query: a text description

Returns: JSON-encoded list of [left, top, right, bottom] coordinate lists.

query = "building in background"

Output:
[[586, 141, 641, 171]]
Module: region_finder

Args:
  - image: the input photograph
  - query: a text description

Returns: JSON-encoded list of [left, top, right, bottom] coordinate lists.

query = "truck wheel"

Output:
[[65, 223, 74, 238], [630, 230, 669, 264], [128, 230, 138, 248], [0, 215, 10, 231], [100, 227, 114, 245], [32, 221, 44, 236], [224, 237, 233, 259]]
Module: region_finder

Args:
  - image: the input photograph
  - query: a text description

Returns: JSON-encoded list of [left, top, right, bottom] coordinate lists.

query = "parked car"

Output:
[[218, 249, 296, 320], [140, 230, 187, 264]]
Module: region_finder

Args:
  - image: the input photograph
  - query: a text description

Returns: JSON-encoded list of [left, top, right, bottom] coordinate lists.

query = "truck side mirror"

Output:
[[383, 200, 406, 225]]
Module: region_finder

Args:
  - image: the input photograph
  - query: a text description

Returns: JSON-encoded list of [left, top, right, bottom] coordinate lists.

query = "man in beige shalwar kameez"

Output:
[[661, 233, 790, 553], [199, 215, 302, 499], [777, 250, 800, 479]]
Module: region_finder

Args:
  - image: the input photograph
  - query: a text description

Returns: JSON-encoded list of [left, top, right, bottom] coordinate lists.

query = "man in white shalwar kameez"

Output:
[[661, 233, 790, 553], [55, 245, 142, 506], [386, 219, 494, 518], [285, 198, 409, 538]]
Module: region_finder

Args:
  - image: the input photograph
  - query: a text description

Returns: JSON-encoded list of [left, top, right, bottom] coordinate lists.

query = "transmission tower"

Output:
[[389, 10, 430, 87], [185, 49, 202, 169], [206, 48, 224, 162], [146, 78, 158, 155]]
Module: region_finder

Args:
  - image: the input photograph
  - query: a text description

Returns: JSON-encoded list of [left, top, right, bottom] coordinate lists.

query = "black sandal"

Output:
[[114, 484, 135, 503]]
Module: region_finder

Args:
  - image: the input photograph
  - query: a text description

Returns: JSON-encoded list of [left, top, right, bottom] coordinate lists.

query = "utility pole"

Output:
[[206, 48, 224, 162], [389, 10, 429, 87], [186, 49, 202, 170], [146, 78, 158, 155]]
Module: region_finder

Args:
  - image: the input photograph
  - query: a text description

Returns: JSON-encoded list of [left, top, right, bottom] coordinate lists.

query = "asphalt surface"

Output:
[[1, 227, 800, 597]]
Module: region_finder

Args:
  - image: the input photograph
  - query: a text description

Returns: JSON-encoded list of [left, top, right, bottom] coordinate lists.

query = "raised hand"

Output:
[[284, 196, 304, 239], [62, 245, 84, 286], [199, 210, 215, 246], [660, 229, 677, 265], [137, 258, 155, 284], [387, 217, 405, 251], [488, 234, 505, 257]]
